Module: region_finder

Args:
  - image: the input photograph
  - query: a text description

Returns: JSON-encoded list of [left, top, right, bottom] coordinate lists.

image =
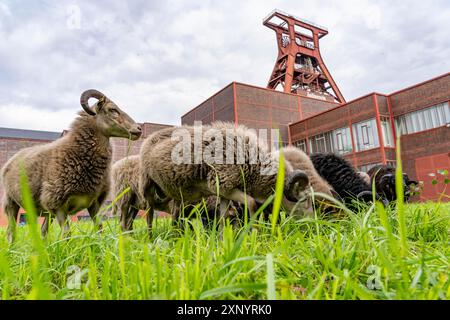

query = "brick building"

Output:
[[182, 82, 338, 145], [289, 73, 450, 201]]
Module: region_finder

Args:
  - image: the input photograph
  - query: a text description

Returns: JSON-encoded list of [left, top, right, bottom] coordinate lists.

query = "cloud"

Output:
[[0, 0, 448, 132], [0, 103, 75, 131]]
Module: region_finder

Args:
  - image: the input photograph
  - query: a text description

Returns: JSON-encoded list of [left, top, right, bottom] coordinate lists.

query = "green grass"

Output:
[[1, 139, 449, 300], [0, 201, 448, 300]]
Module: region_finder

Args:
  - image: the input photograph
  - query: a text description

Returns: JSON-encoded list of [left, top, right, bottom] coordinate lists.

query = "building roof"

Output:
[[0, 127, 61, 141]]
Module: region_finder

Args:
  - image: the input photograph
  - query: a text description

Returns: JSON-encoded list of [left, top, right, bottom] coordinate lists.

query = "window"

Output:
[[308, 126, 352, 155], [358, 163, 381, 173], [332, 127, 353, 154], [396, 102, 450, 135], [309, 132, 333, 154], [294, 139, 307, 153], [352, 119, 380, 151], [381, 118, 394, 147]]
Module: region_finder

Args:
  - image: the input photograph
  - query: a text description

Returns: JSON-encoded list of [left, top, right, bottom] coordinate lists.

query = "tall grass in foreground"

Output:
[[0, 140, 449, 300], [0, 201, 448, 300]]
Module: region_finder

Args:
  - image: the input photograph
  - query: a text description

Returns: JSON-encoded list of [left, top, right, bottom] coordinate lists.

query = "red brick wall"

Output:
[[414, 152, 450, 201], [401, 126, 450, 182], [344, 148, 384, 168], [182, 82, 338, 144], [0, 138, 56, 200], [390, 73, 450, 116], [290, 94, 378, 143], [181, 83, 235, 125]]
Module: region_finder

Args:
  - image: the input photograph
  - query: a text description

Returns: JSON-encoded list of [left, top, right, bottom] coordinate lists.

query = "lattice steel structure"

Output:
[[264, 10, 345, 103]]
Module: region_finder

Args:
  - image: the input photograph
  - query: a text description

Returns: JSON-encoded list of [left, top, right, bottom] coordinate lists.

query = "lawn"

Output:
[[0, 200, 449, 300]]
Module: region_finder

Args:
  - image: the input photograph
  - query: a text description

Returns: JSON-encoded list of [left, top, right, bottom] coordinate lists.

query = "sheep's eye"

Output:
[[110, 109, 120, 117]]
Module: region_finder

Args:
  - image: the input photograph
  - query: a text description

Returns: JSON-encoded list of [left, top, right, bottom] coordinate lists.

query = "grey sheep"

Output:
[[139, 121, 312, 233], [1, 89, 142, 242]]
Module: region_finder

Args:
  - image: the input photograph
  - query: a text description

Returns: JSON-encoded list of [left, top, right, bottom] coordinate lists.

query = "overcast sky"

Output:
[[0, 0, 449, 132]]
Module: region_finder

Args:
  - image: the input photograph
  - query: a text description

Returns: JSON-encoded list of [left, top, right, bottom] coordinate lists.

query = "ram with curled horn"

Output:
[[1, 89, 142, 242]]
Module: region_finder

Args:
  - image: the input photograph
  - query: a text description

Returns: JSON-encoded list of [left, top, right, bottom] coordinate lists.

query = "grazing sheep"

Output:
[[111, 155, 175, 233], [282, 146, 334, 197], [1, 89, 142, 242], [139, 121, 312, 232], [112, 154, 237, 234], [309, 153, 380, 206], [357, 171, 371, 185], [111, 155, 146, 232], [366, 165, 418, 202]]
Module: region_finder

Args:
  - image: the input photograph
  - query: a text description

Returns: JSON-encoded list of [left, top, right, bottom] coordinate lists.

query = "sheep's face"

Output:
[[379, 173, 417, 202], [94, 99, 142, 140], [283, 195, 314, 218]]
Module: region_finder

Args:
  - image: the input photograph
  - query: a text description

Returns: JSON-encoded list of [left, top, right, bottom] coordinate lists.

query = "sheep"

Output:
[[357, 171, 371, 185], [112, 154, 238, 234], [281, 146, 334, 197], [139, 121, 312, 233], [309, 153, 382, 206], [1, 89, 142, 242], [111, 155, 146, 232], [366, 164, 418, 202], [111, 155, 176, 233]]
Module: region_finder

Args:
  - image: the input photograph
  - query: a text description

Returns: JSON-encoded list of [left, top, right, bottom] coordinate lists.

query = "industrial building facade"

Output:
[[181, 73, 449, 202], [181, 82, 338, 145], [289, 73, 450, 201]]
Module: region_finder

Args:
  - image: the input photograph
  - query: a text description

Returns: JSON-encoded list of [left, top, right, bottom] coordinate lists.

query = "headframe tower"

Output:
[[264, 10, 345, 103]]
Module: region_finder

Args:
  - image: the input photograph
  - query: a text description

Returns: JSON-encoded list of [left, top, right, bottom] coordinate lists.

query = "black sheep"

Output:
[[310, 153, 380, 205], [367, 165, 418, 202]]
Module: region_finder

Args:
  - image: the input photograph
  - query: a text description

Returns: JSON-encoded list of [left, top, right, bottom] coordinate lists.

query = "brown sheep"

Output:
[[1, 89, 142, 242], [111, 155, 174, 234], [282, 146, 334, 196], [139, 121, 312, 233]]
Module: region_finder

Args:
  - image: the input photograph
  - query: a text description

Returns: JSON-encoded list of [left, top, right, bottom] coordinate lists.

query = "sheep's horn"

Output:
[[380, 173, 394, 183], [357, 191, 374, 203], [285, 170, 309, 202], [357, 191, 389, 206], [80, 89, 106, 116]]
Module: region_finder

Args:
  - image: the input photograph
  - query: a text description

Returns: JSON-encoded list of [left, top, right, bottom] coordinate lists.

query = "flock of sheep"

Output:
[[0, 90, 418, 242]]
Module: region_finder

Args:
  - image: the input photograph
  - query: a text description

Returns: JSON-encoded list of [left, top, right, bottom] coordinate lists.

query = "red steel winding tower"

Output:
[[264, 10, 345, 103]]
